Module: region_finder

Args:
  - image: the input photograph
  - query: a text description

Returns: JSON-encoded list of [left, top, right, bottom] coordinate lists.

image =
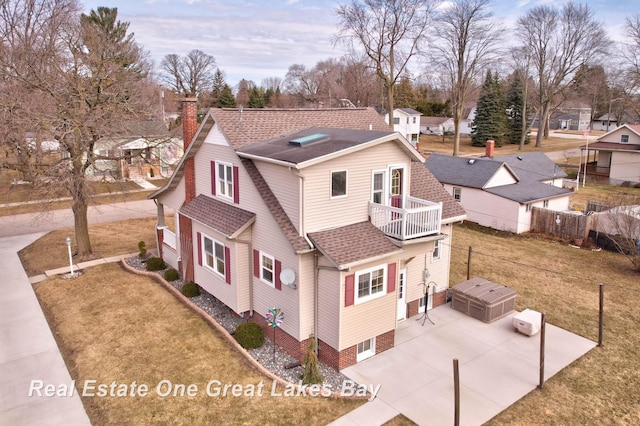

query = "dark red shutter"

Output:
[[387, 262, 396, 293], [211, 161, 216, 195], [345, 274, 355, 307], [197, 232, 202, 266], [233, 166, 240, 204], [225, 246, 231, 284], [275, 260, 282, 290], [253, 249, 260, 278]]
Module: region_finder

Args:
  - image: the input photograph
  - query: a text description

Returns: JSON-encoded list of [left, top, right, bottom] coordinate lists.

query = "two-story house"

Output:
[[385, 108, 421, 147], [150, 99, 465, 370], [582, 123, 640, 184]]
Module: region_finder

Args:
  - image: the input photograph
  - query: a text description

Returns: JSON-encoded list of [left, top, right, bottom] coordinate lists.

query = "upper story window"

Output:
[[356, 264, 386, 304], [393, 117, 400, 125], [621, 134, 629, 144], [543, 199, 549, 208], [331, 170, 347, 198], [372, 171, 384, 204], [217, 161, 234, 199], [413, 117, 417, 124], [453, 187, 461, 202]]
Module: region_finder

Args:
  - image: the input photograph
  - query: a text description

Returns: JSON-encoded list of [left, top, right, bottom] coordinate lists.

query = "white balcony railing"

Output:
[[162, 227, 177, 250], [369, 197, 442, 240]]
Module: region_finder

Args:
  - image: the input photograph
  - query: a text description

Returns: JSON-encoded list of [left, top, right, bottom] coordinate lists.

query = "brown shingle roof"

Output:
[[179, 194, 255, 238], [308, 222, 402, 269], [241, 159, 311, 253], [411, 161, 466, 221], [210, 107, 389, 149]]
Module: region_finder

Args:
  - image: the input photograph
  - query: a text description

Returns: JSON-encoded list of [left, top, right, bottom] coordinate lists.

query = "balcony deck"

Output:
[[369, 197, 442, 241]]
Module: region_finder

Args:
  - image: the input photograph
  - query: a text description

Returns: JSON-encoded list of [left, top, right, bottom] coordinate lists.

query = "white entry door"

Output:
[[397, 269, 407, 321]]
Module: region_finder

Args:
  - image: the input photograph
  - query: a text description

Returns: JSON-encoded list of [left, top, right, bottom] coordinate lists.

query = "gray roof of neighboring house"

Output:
[[485, 181, 572, 203], [498, 151, 567, 181], [425, 152, 572, 203], [425, 153, 514, 188], [420, 116, 452, 126], [237, 127, 395, 165], [308, 222, 403, 269], [179, 194, 256, 238], [397, 108, 421, 115]]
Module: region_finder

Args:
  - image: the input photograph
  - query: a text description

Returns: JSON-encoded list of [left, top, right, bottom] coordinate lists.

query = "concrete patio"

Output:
[[333, 305, 596, 426]]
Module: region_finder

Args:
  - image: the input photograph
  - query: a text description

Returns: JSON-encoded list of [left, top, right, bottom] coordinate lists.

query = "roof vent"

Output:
[[289, 133, 330, 147], [468, 159, 476, 164]]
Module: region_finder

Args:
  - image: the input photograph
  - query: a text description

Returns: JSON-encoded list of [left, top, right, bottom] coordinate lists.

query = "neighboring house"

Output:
[[420, 116, 454, 135], [550, 106, 591, 131], [90, 121, 181, 181], [384, 108, 421, 146], [425, 145, 572, 234], [459, 105, 476, 135], [591, 114, 618, 132], [582, 123, 640, 184], [150, 101, 466, 370]]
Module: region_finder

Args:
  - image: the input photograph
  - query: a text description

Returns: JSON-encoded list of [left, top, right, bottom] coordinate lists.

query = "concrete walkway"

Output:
[[331, 307, 596, 426], [0, 234, 91, 426]]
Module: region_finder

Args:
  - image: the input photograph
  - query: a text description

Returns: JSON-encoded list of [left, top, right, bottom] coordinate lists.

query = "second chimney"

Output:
[[182, 95, 198, 150], [485, 140, 495, 158]]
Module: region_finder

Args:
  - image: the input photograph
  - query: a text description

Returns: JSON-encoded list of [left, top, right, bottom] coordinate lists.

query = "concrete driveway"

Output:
[[335, 306, 596, 426]]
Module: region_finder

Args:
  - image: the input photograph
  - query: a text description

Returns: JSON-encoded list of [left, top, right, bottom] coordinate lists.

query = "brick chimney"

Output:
[[182, 96, 198, 204], [485, 140, 495, 158]]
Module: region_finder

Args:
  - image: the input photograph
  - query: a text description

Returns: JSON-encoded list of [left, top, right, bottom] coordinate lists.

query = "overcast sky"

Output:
[[81, 0, 633, 87]]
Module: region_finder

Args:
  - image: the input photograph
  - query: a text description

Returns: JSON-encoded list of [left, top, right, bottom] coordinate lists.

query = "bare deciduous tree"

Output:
[[429, 0, 503, 156], [159, 49, 216, 97], [517, 2, 609, 147], [0, 1, 156, 256], [597, 195, 640, 272], [335, 0, 436, 127]]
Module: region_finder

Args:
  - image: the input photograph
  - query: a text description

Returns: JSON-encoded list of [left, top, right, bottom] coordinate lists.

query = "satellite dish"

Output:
[[280, 268, 296, 289]]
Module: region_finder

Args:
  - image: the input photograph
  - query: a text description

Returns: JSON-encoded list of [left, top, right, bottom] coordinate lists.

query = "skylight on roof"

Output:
[[289, 133, 330, 147]]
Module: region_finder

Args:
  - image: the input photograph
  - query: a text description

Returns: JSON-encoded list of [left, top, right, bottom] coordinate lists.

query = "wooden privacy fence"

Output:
[[530, 207, 595, 241]]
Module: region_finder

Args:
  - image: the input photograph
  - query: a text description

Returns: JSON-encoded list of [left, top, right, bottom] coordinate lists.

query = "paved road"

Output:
[[0, 199, 160, 238]]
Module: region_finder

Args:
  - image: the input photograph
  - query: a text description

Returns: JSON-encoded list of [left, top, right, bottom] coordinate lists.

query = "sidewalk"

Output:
[[0, 234, 91, 426]]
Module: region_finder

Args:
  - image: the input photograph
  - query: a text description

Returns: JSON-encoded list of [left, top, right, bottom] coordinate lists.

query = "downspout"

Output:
[[315, 258, 340, 356], [234, 238, 254, 317], [153, 199, 161, 257], [289, 167, 314, 248]]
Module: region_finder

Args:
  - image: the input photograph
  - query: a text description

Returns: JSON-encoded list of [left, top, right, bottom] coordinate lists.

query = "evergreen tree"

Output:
[[395, 73, 416, 108], [247, 87, 266, 108], [471, 71, 507, 147], [217, 84, 236, 107], [301, 335, 323, 385], [506, 70, 529, 145], [207, 68, 226, 107]]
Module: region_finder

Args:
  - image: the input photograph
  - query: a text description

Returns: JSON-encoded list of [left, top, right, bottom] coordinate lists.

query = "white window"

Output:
[[356, 337, 375, 362], [621, 134, 629, 144], [543, 199, 549, 208], [372, 171, 385, 204], [356, 265, 386, 304], [260, 252, 275, 286], [453, 187, 461, 202], [413, 117, 417, 124], [331, 170, 347, 198], [216, 161, 234, 199], [393, 117, 400, 125], [526, 203, 532, 212], [203, 235, 225, 277], [432, 239, 441, 262]]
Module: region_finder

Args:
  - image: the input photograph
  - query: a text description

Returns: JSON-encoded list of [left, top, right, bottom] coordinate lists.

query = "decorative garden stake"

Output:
[[265, 307, 284, 359]]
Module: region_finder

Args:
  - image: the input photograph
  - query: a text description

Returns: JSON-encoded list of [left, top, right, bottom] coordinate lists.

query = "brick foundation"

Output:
[[247, 315, 308, 361], [318, 329, 396, 371], [407, 290, 448, 318]]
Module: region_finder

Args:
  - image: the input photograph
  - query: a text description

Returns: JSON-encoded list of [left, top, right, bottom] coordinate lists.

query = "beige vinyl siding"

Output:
[[193, 222, 240, 313], [611, 152, 640, 183], [317, 265, 341, 349], [338, 258, 397, 351], [302, 142, 408, 233], [234, 227, 252, 312], [297, 253, 317, 340], [485, 166, 518, 188], [203, 122, 230, 146], [158, 174, 185, 211], [254, 161, 301, 233]]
